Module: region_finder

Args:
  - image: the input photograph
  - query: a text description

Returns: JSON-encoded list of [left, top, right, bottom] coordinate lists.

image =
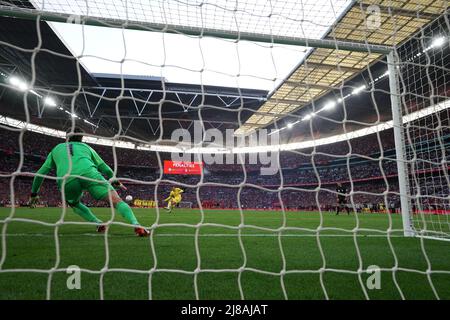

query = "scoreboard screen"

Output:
[[163, 160, 203, 175]]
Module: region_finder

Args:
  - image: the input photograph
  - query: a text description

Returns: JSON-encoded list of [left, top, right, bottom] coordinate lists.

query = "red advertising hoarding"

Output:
[[164, 160, 203, 175]]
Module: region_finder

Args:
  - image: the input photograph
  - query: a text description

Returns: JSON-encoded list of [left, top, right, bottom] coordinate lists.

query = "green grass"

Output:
[[0, 207, 449, 300]]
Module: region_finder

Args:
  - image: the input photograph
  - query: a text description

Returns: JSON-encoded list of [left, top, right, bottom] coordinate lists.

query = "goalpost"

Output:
[[178, 201, 193, 209], [388, 47, 449, 241], [0, 0, 449, 300], [393, 24, 450, 241]]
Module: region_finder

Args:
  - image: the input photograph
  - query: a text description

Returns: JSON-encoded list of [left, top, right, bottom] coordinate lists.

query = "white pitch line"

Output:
[[3, 233, 406, 238]]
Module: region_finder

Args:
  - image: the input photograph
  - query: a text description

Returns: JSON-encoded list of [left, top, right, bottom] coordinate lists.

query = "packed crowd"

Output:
[[0, 126, 401, 170], [0, 124, 448, 211], [2, 175, 447, 212], [0, 176, 402, 211]]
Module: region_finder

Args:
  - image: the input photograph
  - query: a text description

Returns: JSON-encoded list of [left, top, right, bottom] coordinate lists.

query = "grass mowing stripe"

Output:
[[3, 233, 408, 238], [0, 207, 449, 300]]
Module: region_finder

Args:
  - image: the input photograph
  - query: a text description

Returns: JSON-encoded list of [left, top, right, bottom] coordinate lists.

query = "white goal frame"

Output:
[[387, 51, 415, 238], [178, 201, 194, 209]]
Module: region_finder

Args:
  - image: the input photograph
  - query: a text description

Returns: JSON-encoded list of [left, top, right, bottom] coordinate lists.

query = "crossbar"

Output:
[[0, 5, 392, 54]]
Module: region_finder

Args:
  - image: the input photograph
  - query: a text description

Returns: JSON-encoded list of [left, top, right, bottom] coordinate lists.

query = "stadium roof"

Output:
[[235, 0, 449, 135], [0, 0, 448, 142], [24, 0, 353, 91]]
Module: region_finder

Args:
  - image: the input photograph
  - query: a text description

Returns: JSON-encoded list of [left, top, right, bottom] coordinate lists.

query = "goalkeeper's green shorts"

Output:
[[63, 170, 114, 205]]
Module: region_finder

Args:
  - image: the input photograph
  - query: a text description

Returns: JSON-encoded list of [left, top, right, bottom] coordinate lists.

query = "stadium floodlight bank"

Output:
[[0, 0, 449, 302]]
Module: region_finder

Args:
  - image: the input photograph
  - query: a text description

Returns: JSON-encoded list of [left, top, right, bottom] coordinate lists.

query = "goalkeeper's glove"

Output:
[[29, 193, 39, 208], [111, 180, 127, 191]]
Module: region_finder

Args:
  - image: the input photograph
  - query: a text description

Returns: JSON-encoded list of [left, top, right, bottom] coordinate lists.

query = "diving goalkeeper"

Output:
[[164, 187, 184, 213], [29, 128, 150, 237]]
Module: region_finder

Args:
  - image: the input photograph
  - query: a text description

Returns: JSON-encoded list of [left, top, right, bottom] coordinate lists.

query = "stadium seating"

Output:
[[2, 126, 448, 212]]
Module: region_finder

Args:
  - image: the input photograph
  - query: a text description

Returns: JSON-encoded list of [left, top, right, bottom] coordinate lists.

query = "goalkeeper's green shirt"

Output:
[[31, 142, 114, 194]]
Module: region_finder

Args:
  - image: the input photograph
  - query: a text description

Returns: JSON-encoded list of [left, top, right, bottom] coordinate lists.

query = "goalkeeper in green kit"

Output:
[[29, 128, 150, 237]]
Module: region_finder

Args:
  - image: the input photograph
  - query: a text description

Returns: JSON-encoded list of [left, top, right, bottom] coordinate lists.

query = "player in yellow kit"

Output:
[[164, 187, 184, 213]]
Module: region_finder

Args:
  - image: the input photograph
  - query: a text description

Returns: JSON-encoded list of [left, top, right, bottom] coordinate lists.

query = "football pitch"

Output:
[[0, 207, 449, 300]]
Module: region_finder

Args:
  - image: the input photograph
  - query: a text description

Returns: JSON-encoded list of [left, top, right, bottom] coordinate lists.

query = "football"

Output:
[[125, 195, 133, 203]]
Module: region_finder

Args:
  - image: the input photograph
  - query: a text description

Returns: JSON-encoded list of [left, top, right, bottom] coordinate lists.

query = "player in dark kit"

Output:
[[336, 183, 351, 215]]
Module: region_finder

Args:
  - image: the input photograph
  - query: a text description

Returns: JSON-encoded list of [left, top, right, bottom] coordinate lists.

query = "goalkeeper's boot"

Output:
[[29, 194, 40, 209], [96, 225, 107, 233], [135, 227, 150, 237]]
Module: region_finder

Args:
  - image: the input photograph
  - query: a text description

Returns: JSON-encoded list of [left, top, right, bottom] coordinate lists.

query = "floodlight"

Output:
[[352, 85, 365, 95], [44, 96, 57, 107], [432, 36, 445, 48], [323, 101, 336, 110], [8, 76, 28, 91]]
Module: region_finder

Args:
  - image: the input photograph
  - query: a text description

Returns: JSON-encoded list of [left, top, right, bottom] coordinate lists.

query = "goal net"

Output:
[[395, 23, 450, 240], [178, 201, 193, 209], [0, 0, 449, 301]]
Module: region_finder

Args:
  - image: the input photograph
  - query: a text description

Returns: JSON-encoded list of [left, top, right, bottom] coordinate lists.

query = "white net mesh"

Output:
[[397, 22, 450, 240], [0, 0, 449, 300]]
